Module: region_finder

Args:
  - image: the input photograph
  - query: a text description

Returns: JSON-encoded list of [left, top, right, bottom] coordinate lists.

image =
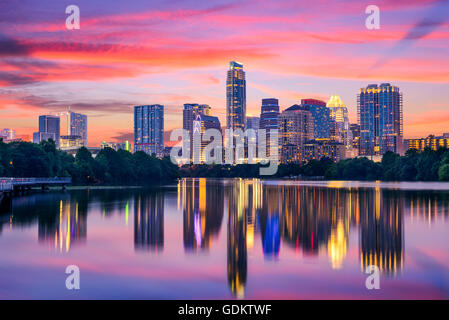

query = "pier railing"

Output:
[[0, 178, 71, 191]]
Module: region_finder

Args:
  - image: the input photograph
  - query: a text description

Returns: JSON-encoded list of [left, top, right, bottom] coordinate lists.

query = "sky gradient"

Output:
[[0, 0, 448, 146]]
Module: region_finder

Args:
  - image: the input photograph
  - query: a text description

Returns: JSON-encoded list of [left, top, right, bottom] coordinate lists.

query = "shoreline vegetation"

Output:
[[1, 139, 449, 184]]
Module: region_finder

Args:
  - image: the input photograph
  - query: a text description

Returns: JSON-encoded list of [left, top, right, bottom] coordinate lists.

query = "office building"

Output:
[[279, 105, 314, 164], [67, 110, 88, 146], [358, 83, 403, 156], [134, 105, 164, 157], [226, 61, 246, 131], [405, 135, 449, 152], [327, 95, 352, 146], [301, 99, 331, 139], [259, 98, 280, 158], [0, 129, 16, 140], [60, 135, 84, 151], [33, 115, 61, 147], [302, 139, 346, 163], [183, 103, 221, 163], [350, 124, 360, 150], [101, 141, 131, 152]]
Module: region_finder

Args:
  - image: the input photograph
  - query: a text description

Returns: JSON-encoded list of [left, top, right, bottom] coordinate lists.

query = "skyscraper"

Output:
[[259, 98, 279, 132], [301, 99, 331, 139], [259, 98, 280, 158], [358, 84, 403, 156], [226, 61, 246, 131], [327, 95, 352, 149], [278, 105, 314, 164], [68, 110, 88, 146], [183, 103, 221, 163], [246, 117, 260, 132], [134, 105, 164, 157], [33, 115, 61, 147], [246, 116, 260, 145]]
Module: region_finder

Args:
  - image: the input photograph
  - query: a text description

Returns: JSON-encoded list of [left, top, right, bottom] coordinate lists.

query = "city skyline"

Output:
[[0, 0, 448, 146]]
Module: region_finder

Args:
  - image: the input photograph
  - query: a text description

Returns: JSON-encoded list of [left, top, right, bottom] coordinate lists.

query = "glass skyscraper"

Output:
[[259, 98, 280, 158], [226, 61, 246, 130], [300, 99, 331, 139], [358, 84, 403, 156], [327, 95, 352, 150], [33, 115, 61, 147], [134, 105, 164, 157], [68, 110, 88, 146]]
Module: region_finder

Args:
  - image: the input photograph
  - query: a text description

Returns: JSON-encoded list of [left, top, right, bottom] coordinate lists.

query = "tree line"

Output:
[[2, 138, 449, 183], [0, 139, 179, 185], [180, 148, 449, 182]]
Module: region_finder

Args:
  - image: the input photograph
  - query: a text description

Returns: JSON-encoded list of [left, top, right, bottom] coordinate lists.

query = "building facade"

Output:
[[0, 129, 16, 140], [301, 99, 331, 139], [33, 115, 61, 147], [101, 141, 131, 152], [134, 105, 164, 157], [259, 98, 280, 158], [278, 105, 314, 164], [183, 103, 221, 163], [302, 139, 346, 163], [60, 135, 84, 151], [405, 135, 449, 152], [327, 95, 352, 149], [226, 61, 246, 131], [358, 84, 403, 156], [68, 110, 88, 146]]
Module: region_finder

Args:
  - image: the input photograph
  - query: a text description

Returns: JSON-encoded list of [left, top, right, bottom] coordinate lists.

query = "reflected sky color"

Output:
[[0, 178, 449, 299]]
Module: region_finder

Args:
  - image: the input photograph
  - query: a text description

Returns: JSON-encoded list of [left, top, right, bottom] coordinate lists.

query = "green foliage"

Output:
[[439, 164, 449, 181], [0, 141, 179, 185]]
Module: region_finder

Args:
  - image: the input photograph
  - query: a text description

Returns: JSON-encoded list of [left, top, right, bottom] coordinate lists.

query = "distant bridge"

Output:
[[0, 177, 72, 192]]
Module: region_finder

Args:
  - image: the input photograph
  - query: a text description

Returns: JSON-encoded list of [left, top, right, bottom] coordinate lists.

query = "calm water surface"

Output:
[[1, 178, 449, 299]]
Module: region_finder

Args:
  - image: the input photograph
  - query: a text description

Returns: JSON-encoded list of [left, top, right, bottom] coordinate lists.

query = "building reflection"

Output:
[[227, 179, 248, 299], [180, 178, 224, 252], [38, 198, 87, 252], [134, 193, 164, 252], [359, 189, 403, 276]]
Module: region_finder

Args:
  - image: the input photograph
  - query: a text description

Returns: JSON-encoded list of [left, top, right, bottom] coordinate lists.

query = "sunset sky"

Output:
[[0, 0, 448, 146]]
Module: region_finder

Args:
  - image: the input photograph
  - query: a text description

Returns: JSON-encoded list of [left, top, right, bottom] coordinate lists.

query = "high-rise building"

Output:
[[246, 116, 260, 145], [134, 105, 164, 157], [0, 128, 16, 140], [226, 61, 246, 131], [259, 98, 280, 158], [33, 115, 61, 147], [183, 103, 221, 163], [183, 104, 211, 133], [68, 110, 88, 146], [327, 95, 352, 147], [350, 123, 360, 152], [192, 113, 222, 163], [259, 98, 279, 132], [358, 83, 403, 156], [278, 105, 314, 164], [301, 99, 331, 139], [246, 117, 260, 132]]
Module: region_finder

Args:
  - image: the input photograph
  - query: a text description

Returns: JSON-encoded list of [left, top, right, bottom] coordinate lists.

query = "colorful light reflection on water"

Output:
[[0, 178, 448, 299]]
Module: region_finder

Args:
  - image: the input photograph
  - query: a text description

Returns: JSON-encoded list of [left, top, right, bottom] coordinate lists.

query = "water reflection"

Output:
[[180, 179, 224, 252], [1, 179, 449, 299]]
